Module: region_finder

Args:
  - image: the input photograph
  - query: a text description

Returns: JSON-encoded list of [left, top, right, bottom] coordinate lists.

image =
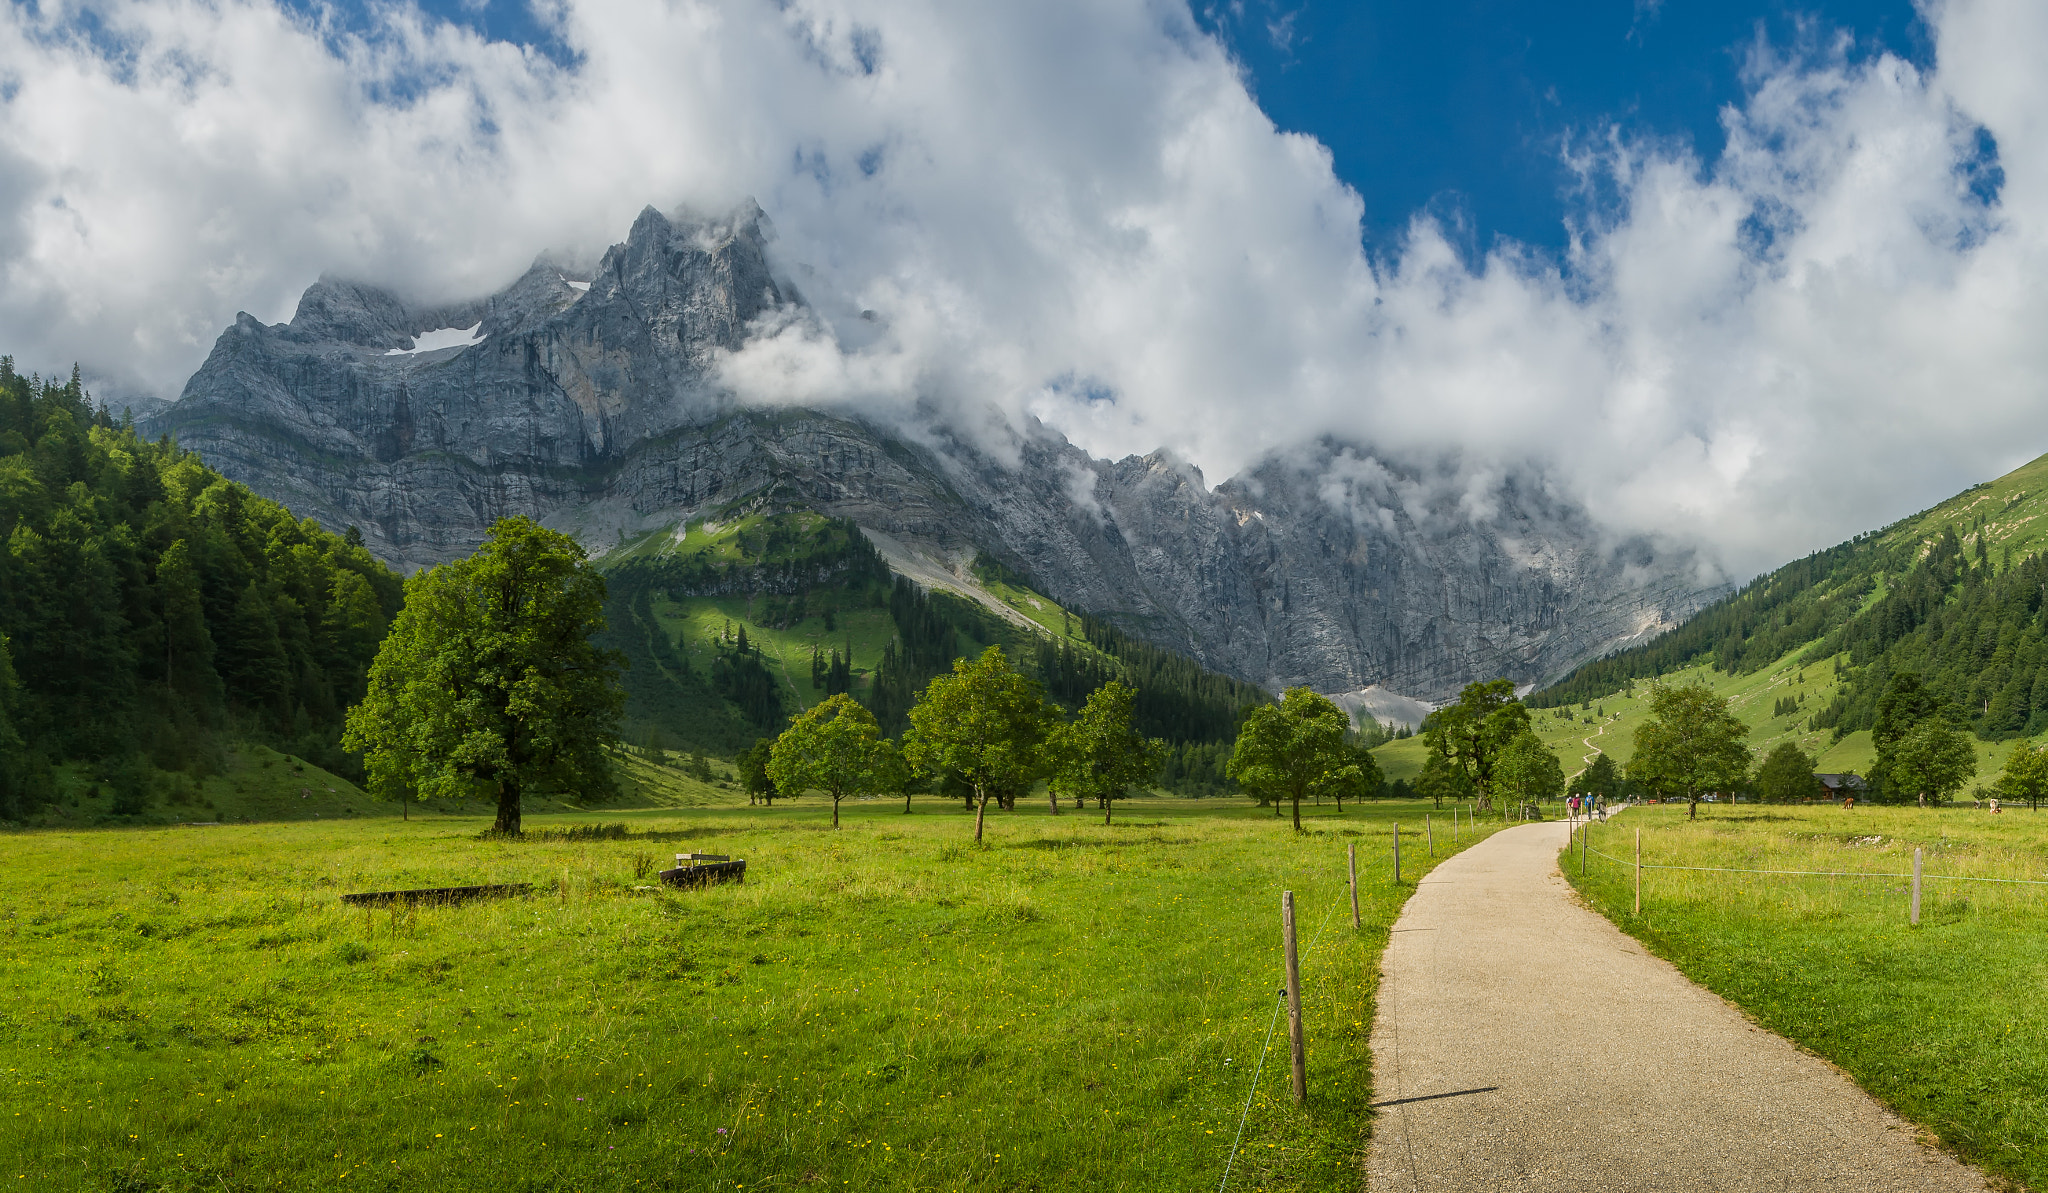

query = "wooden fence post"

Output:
[[1427, 814, 1434, 857], [1347, 843, 1360, 929], [1911, 847, 1922, 926], [1634, 828, 1642, 916], [1282, 891, 1306, 1104], [1393, 823, 1402, 884]]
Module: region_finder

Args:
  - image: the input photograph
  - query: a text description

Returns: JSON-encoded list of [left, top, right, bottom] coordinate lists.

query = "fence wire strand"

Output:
[[1219, 897, 1340, 1193], [1579, 842, 2048, 886]]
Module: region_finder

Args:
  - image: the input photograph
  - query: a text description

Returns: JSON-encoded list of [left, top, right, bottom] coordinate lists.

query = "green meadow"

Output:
[[1373, 655, 2031, 790], [1564, 804, 2048, 1190], [1, 795, 1493, 1192]]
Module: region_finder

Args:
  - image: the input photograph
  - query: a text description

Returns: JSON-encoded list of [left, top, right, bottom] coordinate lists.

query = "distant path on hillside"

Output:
[[1567, 713, 1618, 784], [1365, 819, 1993, 1192]]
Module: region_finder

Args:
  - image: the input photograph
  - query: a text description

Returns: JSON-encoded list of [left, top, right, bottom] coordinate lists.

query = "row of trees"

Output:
[[339, 520, 1398, 838], [764, 647, 1165, 837], [343, 520, 1307, 837], [765, 662, 1388, 836]]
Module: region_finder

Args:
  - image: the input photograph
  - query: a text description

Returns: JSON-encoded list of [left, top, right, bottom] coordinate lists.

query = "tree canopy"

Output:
[[768, 694, 900, 828], [1627, 680, 1751, 819], [1579, 752, 1623, 801], [736, 738, 777, 805], [902, 645, 1055, 842], [1883, 721, 1976, 807], [1753, 742, 1822, 804], [1491, 732, 1564, 809], [1422, 679, 1531, 810], [1996, 742, 2048, 810], [1047, 680, 1165, 824], [343, 518, 623, 835], [1226, 687, 1360, 831]]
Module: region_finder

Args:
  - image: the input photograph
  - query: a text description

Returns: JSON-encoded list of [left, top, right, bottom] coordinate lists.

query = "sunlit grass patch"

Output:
[[2, 796, 1492, 1190]]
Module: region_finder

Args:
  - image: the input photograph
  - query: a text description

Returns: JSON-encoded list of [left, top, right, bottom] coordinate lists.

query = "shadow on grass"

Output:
[[1005, 834, 1190, 850], [481, 825, 742, 844]]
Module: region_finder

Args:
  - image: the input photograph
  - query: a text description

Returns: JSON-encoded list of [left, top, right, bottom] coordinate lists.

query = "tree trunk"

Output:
[[832, 794, 842, 828], [904, 788, 913, 814], [973, 787, 990, 842], [1104, 797, 1113, 826], [1049, 787, 1061, 815], [1292, 791, 1302, 832], [1336, 789, 1343, 813], [1687, 793, 1699, 821], [1074, 792, 1084, 810], [493, 779, 521, 836]]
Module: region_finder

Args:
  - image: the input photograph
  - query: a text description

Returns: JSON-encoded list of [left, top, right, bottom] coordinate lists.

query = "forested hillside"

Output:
[[0, 360, 1273, 823], [596, 512, 1268, 784], [1533, 449, 2048, 748], [0, 360, 403, 820]]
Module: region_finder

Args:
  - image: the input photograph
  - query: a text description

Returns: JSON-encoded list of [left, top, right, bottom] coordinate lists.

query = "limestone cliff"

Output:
[[148, 203, 1722, 703]]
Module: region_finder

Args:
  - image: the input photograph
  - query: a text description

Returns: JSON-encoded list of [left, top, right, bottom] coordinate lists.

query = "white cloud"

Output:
[[2, 0, 2045, 577]]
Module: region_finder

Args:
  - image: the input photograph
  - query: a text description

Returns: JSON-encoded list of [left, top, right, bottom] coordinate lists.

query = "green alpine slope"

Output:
[[594, 512, 1266, 782], [1527, 447, 2048, 786]]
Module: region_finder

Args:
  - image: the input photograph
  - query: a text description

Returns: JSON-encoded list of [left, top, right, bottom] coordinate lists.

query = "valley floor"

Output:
[[0, 797, 1494, 1192]]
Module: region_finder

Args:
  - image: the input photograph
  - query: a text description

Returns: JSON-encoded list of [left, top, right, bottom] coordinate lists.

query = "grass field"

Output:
[[1, 794, 1495, 1191], [1563, 803, 2048, 1190]]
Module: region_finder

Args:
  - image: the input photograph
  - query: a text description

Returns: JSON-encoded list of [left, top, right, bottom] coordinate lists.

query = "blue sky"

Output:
[[361, 0, 1929, 258], [1197, 1, 1930, 255]]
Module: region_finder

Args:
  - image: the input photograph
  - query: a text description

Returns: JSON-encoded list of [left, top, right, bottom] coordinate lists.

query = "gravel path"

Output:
[[1364, 816, 1992, 1192]]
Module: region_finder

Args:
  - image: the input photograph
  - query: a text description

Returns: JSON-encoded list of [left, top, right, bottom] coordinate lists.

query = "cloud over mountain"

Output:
[[3, 0, 2045, 575]]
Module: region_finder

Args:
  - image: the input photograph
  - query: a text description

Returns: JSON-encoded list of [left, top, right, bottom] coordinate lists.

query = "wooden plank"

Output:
[[658, 859, 746, 889], [340, 883, 532, 907]]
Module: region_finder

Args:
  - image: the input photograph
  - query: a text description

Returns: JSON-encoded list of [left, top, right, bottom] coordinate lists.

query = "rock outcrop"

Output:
[[149, 203, 1722, 703]]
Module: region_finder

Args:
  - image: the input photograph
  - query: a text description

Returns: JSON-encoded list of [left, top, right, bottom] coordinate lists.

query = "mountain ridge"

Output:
[[145, 201, 1725, 703]]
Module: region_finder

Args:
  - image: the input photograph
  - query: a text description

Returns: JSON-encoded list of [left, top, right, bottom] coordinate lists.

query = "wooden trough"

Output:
[[659, 853, 746, 889], [340, 883, 532, 908]]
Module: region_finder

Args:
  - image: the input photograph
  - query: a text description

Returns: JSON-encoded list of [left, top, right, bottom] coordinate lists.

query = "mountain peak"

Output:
[[146, 202, 1721, 702]]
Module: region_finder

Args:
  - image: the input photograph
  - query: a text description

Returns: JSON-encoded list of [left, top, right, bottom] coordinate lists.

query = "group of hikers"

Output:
[[1566, 792, 1607, 820]]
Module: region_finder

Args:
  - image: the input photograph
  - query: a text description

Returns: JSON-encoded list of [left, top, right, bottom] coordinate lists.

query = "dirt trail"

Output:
[[1365, 818, 1993, 1192], [1565, 712, 1618, 784]]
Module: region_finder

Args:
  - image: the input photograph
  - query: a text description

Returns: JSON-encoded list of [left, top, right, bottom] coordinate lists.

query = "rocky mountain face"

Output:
[[148, 203, 1723, 705]]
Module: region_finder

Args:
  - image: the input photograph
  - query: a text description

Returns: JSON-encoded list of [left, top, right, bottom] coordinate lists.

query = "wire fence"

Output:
[[1582, 847, 2048, 886], [1562, 809, 2048, 928], [1217, 815, 1520, 1190], [1563, 809, 2048, 887]]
